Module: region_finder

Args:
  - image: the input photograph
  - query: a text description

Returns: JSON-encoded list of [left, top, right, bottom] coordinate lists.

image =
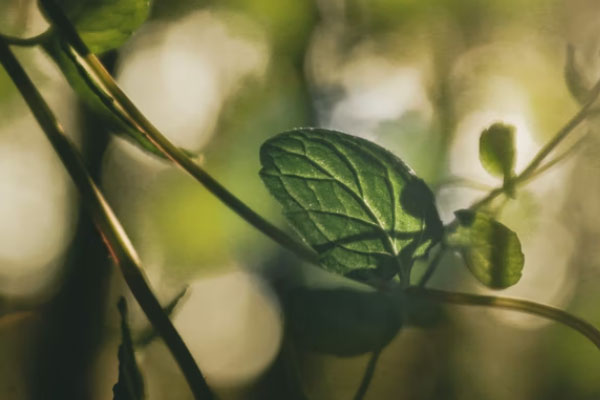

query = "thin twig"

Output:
[[521, 131, 590, 184], [519, 80, 600, 180], [353, 350, 382, 400], [435, 176, 495, 192], [35, 0, 600, 356], [38, 0, 319, 266], [470, 78, 600, 211], [0, 30, 50, 47], [417, 245, 446, 288], [406, 287, 600, 350], [0, 37, 214, 400]]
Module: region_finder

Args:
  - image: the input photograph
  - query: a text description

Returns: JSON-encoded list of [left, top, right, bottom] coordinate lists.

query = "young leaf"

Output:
[[285, 287, 402, 357], [479, 122, 516, 183], [445, 210, 524, 289], [41, 0, 151, 54], [113, 298, 145, 400], [260, 128, 443, 280]]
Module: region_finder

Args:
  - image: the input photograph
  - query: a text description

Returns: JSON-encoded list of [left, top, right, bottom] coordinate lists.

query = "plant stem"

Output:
[[417, 245, 445, 288], [435, 176, 495, 192], [518, 81, 600, 179], [353, 350, 382, 400], [0, 30, 50, 47], [38, 0, 319, 266], [34, 0, 600, 352], [0, 37, 214, 400], [135, 286, 189, 347], [521, 131, 589, 184], [406, 287, 600, 350], [470, 78, 600, 211], [424, 70, 600, 291]]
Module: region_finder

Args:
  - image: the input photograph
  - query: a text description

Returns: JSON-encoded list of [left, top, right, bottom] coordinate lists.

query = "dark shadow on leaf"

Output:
[[312, 230, 423, 253], [490, 219, 511, 288]]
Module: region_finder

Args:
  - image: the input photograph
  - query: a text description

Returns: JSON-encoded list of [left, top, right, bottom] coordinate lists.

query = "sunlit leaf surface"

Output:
[[479, 122, 516, 180], [445, 210, 524, 289], [260, 128, 443, 279]]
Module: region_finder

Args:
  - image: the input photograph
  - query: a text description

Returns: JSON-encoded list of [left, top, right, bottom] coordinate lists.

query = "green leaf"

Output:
[[43, 0, 151, 54], [113, 298, 145, 400], [259, 128, 443, 280], [479, 122, 516, 182], [285, 287, 402, 356], [564, 44, 591, 105], [445, 210, 524, 289]]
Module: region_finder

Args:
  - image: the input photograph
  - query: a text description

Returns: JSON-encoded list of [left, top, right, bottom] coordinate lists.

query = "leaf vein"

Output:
[[269, 143, 396, 255]]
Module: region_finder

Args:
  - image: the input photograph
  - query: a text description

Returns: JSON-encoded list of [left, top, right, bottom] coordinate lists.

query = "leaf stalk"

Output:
[[470, 78, 600, 210], [407, 287, 600, 350]]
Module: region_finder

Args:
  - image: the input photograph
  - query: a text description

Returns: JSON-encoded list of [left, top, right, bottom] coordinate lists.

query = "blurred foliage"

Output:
[[1, 0, 600, 399]]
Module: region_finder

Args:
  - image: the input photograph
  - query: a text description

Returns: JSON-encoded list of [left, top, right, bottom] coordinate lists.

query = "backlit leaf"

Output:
[[479, 122, 516, 181], [445, 210, 524, 289], [260, 128, 443, 280]]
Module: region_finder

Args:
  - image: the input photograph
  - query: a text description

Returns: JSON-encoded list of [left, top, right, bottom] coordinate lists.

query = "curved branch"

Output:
[[0, 37, 214, 400], [354, 349, 382, 400], [406, 287, 600, 350], [417, 245, 446, 288], [470, 78, 600, 211], [38, 0, 319, 266], [0, 30, 50, 47]]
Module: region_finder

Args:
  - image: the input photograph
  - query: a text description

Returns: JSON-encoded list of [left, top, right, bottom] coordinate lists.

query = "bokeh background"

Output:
[[1, 0, 600, 399]]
